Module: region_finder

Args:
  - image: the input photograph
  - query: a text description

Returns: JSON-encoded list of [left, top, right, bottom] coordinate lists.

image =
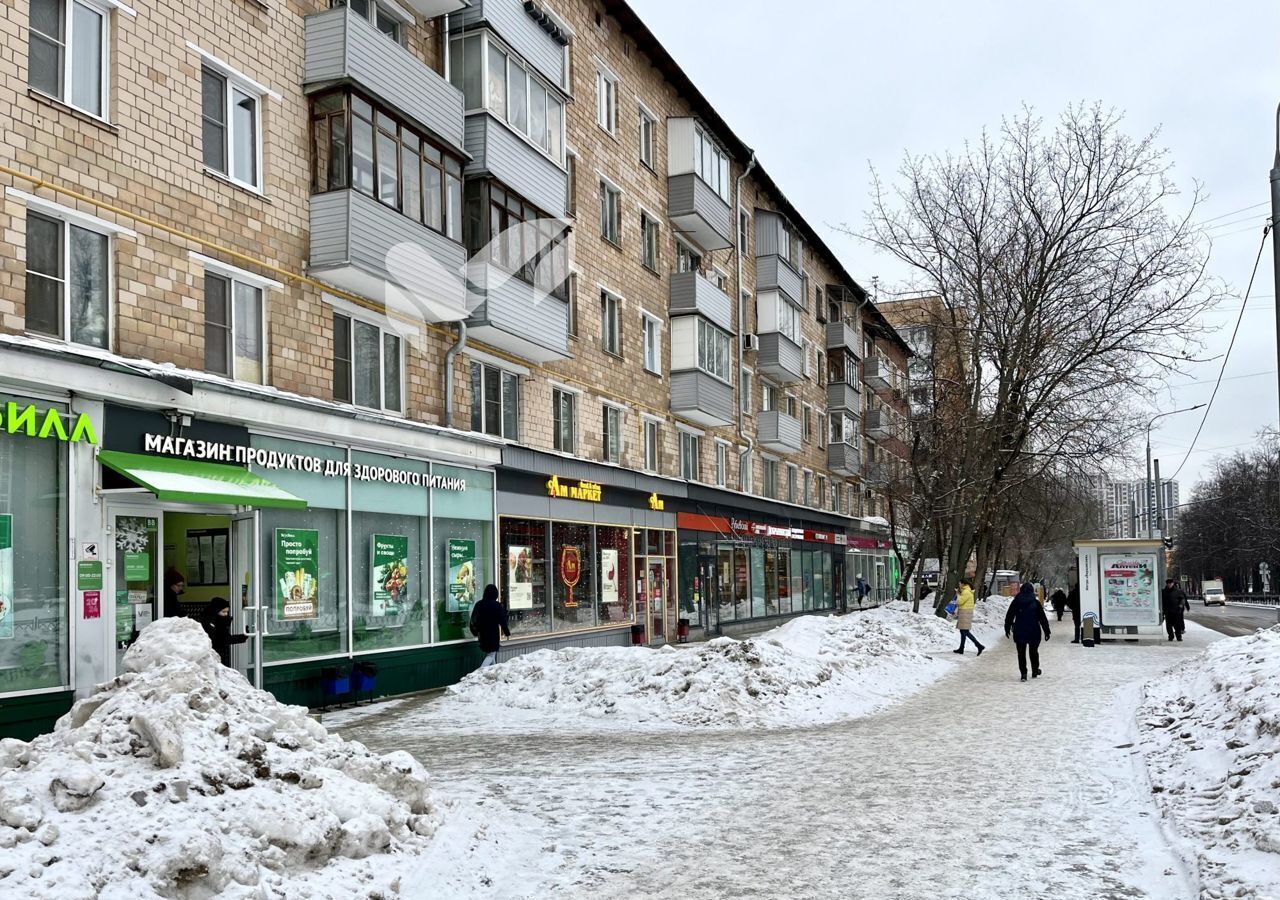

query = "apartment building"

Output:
[[0, 0, 909, 737], [1094, 477, 1180, 540]]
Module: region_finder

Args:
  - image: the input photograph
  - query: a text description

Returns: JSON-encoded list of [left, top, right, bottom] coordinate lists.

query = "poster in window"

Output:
[[600, 548, 619, 604], [447, 539, 476, 613], [115, 590, 133, 643], [275, 528, 319, 621], [1099, 553, 1159, 626], [507, 545, 533, 610], [371, 534, 409, 617], [0, 514, 12, 640], [560, 546, 581, 608]]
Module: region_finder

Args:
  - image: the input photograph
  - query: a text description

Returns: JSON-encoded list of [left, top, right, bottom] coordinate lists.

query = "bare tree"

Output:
[[856, 104, 1223, 614]]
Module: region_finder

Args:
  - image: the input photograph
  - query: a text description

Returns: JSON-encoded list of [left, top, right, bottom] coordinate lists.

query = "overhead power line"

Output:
[[1194, 201, 1269, 226]]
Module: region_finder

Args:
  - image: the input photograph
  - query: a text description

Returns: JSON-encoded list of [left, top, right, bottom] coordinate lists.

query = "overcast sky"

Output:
[[631, 0, 1280, 493]]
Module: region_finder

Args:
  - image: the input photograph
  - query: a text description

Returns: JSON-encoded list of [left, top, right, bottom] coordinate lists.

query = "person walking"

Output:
[[855, 574, 869, 606], [469, 583, 510, 668], [952, 578, 985, 656], [1050, 588, 1067, 621], [1161, 578, 1189, 641], [1066, 583, 1082, 643], [1004, 582, 1051, 682], [198, 597, 247, 667]]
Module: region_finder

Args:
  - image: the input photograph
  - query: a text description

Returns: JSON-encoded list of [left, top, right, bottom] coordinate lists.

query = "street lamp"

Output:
[[1271, 102, 1280, 441], [1145, 404, 1205, 538]]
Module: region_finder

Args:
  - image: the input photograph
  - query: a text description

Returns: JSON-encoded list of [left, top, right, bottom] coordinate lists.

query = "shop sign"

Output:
[[140, 434, 468, 491], [507, 545, 534, 610], [275, 528, 320, 621], [601, 548, 619, 604], [446, 539, 477, 613], [83, 590, 101, 620], [370, 534, 409, 617], [0, 514, 11, 640], [648, 493, 665, 511], [77, 560, 104, 592], [676, 513, 847, 546], [1, 403, 97, 444], [546, 475, 602, 502], [560, 546, 582, 607]]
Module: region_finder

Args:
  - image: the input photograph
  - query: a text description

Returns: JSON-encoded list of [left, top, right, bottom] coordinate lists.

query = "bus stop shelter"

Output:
[[1073, 538, 1166, 639]]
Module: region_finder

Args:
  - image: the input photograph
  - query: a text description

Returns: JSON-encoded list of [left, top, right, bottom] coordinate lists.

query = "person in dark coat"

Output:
[[1066, 583, 1082, 643], [198, 597, 247, 667], [163, 569, 187, 618], [1050, 588, 1067, 621], [469, 583, 510, 668], [1161, 579, 1189, 641], [1004, 582, 1051, 682], [855, 575, 869, 606]]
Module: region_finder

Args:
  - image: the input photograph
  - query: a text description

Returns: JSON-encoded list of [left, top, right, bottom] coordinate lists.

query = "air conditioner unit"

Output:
[[742, 333, 760, 352]]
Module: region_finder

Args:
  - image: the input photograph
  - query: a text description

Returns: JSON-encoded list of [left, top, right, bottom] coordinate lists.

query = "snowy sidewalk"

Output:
[[349, 619, 1219, 899]]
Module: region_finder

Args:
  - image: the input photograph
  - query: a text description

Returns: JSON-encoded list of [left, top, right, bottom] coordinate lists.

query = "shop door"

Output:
[[648, 559, 667, 643], [231, 512, 263, 688], [697, 555, 717, 632], [108, 506, 162, 674]]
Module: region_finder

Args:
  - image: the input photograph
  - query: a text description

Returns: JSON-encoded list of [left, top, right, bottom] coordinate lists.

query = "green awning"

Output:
[[98, 450, 307, 509]]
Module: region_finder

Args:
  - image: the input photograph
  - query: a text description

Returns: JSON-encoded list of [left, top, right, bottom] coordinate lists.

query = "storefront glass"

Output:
[[432, 465, 495, 643], [597, 526, 633, 626], [502, 517, 549, 637], [0, 396, 69, 694], [552, 522, 595, 630]]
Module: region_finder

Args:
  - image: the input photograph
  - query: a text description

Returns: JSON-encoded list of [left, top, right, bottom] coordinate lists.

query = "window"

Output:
[[448, 34, 565, 164], [696, 318, 731, 381], [777, 300, 803, 344], [785, 395, 797, 418], [762, 381, 776, 412], [24, 211, 109, 348], [312, 90, 464, 241], [817, 351, 827, 386], [202, 66, 262, 189], [596, 65, 617, 134], [741, 369, 752, 415], [740, 449, 753, 493], [333, 312, 402, 413], [818, 413, 827, 446], [600, 179, 621, 245], [332, 0, 404, 43], [803, 470, 812, 506], [603, 405, 622, 464], [738, 207, 750, 255], [464, 180, 568, 298], [676, 241, 702, 274], [778, 217, 802, 267], [641, 212, 660, 271], [638, 105, 656, 168], [29, 0, 108, 117], [711, 269, 728, 292], [203, 272, 265, 384], [470, 362, 520, 439], [680, 431, 701, 482], [787, 465, 797, 503], [565, 149, 578, 216], [832, 482, 841, 514], [817, 475, 827, 509], [715, 442, 728, 487], [802, 338, 814, 378], [692, 125, 730, 201], [830, 412, 861, 447], [642, 313, 661, 374], [600, 289, 621, 356], [644, 419, 659, 472], [553, 388, 576, 453], [762, 458, 777, 500], [802, 404, 812, 442], [566, 273, 579, 336]]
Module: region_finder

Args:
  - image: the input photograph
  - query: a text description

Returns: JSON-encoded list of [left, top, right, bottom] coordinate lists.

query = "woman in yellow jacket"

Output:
[[953, 579, 985, 655]]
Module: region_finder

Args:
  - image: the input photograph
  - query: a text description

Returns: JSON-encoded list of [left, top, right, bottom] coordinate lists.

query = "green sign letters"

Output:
[[1, 402, 97, 444]]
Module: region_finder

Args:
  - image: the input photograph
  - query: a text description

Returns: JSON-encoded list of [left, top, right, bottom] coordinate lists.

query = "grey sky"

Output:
[[630, 0, 1280, 492]]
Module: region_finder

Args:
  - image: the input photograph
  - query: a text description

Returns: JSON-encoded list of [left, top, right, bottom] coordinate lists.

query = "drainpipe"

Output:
[[443, 320, 467, 429], [735, 151, 758, 482]]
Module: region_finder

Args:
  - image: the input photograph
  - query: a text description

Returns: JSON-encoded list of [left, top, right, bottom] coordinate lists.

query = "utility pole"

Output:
[[1153, 458, 1163, 536], [1272, 102, 1280, 430]]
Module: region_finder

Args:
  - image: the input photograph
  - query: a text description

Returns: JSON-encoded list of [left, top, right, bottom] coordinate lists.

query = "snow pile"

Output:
[[0, 618, 440, 899], [1136, 625, 1280, 899], [419, 605, 1001, 733]]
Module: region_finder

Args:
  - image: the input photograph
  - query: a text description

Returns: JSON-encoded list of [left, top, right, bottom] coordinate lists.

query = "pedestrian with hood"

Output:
[[1050, 588, 1067, 621], [198, 597, 247, 667], [1066, 582, 1082, 643], [1004, 582, 1051, 682], [1161, 578, 1189, 641], [952, 578, 985, 656], [469, 583, 510, 668]]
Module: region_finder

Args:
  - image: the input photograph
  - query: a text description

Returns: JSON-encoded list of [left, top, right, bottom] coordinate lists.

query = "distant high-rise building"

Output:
[[1093, 477, 1180, 539]]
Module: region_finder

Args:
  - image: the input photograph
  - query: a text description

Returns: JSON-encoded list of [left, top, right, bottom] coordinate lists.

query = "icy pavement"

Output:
[[346, 617, 1221, 899]]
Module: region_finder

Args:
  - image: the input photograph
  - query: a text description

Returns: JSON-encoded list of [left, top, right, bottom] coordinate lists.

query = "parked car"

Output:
[[1201, 579, 1226, 606]]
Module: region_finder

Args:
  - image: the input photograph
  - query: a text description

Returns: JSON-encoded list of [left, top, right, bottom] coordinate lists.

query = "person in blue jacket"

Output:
[[1004, 582, 1051, 682]]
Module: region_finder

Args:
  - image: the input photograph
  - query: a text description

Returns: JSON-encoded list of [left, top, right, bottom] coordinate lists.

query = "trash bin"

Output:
[[677, 618, 690, 643], [1081, 612, 1098, 648], [630, 624, 646, 646], [352, 662, 378, 701], [321, 666, 351, 708]]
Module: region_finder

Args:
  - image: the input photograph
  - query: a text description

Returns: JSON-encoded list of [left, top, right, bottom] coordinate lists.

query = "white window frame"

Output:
[[740, 367, 753, 416], [595, 59, 618, 135], [692, 124, 730, 202], [189, 43, 279, 193], [695, 317, 731, 383], [190, 252, 279, 385], [331, 304, 405, 415], [642, 415, 661, 473], [714, 440, 729, 488], [599, 175, 622, 245], [640, 208, 660, 271], [637, 101, 656, 169], [600, 286, 622, 357], [675, 235, 702, 274], [337, 0, 411, 45], [738, 205, 751, 255], [641, 311, 662, 375], [469, 358, 522, 440], [678, 428, 702, 483], [27, 0, 129, 120], [602, 401, 625, 464], [802, 337, 814, 378], [762, 456, 778, 500], [761, 380, 777, 413], [551, 383, 579, 454], [803, 468, 812, 506], [802, 403, 812, 442], [786, 464, 798, 504]]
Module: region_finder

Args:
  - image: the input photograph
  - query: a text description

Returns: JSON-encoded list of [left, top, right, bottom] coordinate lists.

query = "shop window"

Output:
[[551, 522, 595, 631], [432, 466, 495, 643], [501, 518, 549, 637], [0, 394, 69, 694], [470, 363, 519, 440], [749, 547, 766, 618], [29, 0, 109, 117], [25, 210, 110, 349], [777, 550, 792, 615], [203, 271, 265, 385], [333, 311, 403, 414], [597, 525, 634, 626]]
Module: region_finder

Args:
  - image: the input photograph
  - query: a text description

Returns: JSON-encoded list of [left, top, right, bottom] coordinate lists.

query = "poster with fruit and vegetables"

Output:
[[447, 539, 476, 613], [601, 548, 619, 604], [371, 534, 409, 617]]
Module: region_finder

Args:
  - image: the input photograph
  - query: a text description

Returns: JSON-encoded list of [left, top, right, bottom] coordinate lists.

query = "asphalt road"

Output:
[[1187, 602, 1280, 637]]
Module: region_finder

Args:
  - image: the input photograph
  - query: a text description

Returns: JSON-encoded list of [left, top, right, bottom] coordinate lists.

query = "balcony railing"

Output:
[[668, 173, 733, 251], [669, 270, 733, 332], [670, 371, 735, 428], [826, 320, 860, 353], [756, 332, 804, 383], [864, 357, 893, 393], [828, 442, 861, 477], [758, 410, 802, 454]]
